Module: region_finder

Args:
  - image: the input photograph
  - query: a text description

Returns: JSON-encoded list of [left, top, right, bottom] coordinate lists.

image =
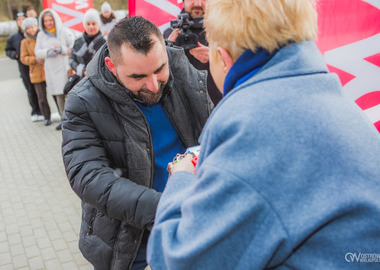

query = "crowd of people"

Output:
[[6, 0, 380, 269], [5, 2, 119, 130]]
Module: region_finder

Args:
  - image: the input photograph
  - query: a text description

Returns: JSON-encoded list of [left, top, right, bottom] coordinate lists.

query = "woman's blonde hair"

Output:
[[204, 0, 317, 61]]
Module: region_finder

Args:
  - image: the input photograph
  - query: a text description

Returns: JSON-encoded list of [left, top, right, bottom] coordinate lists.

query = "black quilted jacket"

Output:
[[62, 44, 213, 269]]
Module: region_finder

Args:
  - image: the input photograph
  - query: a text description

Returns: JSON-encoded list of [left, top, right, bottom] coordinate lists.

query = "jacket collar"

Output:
[[208, 41, 330, 118], [223, 49, 275, 97], [222, 41, 329, 99]]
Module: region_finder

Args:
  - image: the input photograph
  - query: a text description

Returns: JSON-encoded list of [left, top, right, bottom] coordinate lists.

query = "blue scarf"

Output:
[[223, 49, 275, 97]]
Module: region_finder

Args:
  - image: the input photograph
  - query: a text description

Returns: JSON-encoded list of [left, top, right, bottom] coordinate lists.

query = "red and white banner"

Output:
[[131, 0, 380, 132], [129, 0, 183, 32], [43, 0, 93, 36], [317, 0, 380, 132]]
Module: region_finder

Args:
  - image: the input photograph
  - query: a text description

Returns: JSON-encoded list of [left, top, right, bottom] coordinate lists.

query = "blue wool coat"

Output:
[[147, 41, 380, 270]]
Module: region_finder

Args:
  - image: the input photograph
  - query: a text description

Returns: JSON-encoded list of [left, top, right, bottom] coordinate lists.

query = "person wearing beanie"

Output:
[[100, 2, 116, 37], [69, 9, 106, 81], [20, 17, 52, 126], [101, 1, 112, 13], [35, 9, 74, 130], [5, 12, 43, 122]]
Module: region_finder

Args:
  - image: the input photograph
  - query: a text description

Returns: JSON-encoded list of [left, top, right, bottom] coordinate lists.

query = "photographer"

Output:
[[163, 0, 222, 105]]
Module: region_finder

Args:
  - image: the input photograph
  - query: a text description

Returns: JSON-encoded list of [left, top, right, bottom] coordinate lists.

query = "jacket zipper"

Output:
[[132, 103, 155, 189]]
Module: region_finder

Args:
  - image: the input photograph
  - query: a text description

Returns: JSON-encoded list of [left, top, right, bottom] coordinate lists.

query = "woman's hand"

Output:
[[167, 154, 195, 176]]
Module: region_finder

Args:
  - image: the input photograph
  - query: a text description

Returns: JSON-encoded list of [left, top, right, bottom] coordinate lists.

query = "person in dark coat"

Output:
[[61, 16, 212, 270], [6, 12, 42, 121], [69, 9, 106, 79], [163, 0, 222, 106]]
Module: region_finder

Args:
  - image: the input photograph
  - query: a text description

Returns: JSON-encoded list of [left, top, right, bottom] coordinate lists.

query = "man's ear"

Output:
[[105, 56, 116, 76], [217, 47, 234, 74]]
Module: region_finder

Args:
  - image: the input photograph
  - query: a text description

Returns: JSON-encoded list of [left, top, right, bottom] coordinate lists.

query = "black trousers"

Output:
[[34, 82, 51, 120], [19, 63, 40, 116]]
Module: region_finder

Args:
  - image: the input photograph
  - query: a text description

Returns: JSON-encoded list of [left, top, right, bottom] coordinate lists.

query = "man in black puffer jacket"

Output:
[[62, 17, 212, 270]]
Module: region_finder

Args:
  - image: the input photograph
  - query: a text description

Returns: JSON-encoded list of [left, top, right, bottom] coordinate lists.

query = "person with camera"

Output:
[[163, 0, 222, 105], [61, 16, 212, 269], [147, 0, 380, 269]]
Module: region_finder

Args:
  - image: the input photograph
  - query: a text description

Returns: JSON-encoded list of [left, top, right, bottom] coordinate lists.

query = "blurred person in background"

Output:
[[100, 2, 117, 37], [20, 17, 51, 126], [35, 9, 74, 130], [164, 0, 222, 106], [147, 0, 380, 269], [69, 9, 106, 80], [6, 12, 43, 122], [26, 7, 38, 19]]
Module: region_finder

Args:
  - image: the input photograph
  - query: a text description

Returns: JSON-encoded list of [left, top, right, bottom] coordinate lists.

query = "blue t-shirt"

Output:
[[137, 102, 185, 192]]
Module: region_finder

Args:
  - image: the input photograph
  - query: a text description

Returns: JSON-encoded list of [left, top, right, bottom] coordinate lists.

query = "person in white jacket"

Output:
[[100, 2, 117, 38], [35, 8, 74, 130]]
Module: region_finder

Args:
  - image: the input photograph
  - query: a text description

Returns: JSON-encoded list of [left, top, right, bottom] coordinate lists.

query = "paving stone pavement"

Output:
[[0, 57, 92, 270]]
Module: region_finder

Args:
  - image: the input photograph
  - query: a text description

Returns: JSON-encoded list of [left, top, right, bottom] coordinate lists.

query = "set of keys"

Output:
[[167, 145, 201, 172]]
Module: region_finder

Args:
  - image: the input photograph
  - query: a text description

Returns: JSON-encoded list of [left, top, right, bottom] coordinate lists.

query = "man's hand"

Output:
[[167, 28, 181, 43], [167, 154, 195, 176], [189, 42, 209, 63]]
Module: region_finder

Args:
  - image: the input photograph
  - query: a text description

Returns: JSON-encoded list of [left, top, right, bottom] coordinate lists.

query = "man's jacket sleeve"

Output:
[[61, 91, 161, 230], [5, 35, 17, 60]]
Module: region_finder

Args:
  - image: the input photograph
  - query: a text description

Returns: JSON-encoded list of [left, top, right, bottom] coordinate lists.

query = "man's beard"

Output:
[[132, 83, 165, 105], [115, 71, 167, 105], [191, 6, 204, 18]]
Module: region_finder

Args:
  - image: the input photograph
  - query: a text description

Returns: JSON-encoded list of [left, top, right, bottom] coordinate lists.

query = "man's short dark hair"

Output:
[[107, 16, 164, 63]]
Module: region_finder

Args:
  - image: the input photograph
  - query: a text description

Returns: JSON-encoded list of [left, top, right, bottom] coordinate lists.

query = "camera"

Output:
[[170, 13, 204, 50]]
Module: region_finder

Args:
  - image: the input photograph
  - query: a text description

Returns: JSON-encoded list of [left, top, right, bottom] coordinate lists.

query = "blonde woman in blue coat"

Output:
[[147, 1, 380, 269]]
